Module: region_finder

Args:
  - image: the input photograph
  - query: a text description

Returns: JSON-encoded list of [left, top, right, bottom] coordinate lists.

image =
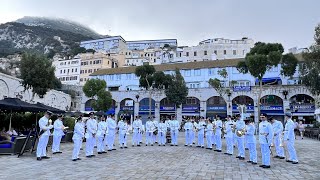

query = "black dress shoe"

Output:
[[90, 155, 96, 157], [163, 145, 165, 146], [37, 157, 42, 161], [151, 144, 153, 146], [72, 159, 77, 161], [57, 151, 62, 154], [279, 157, 285, 159], [239, 157, 245, 160], [98, 152, 102, 154], [124, 146, 128, 148], [185, 145, 188, 146], [86, 156, 92, 158], [247, 161, 252, 163], [286, 160, 293, 163], [137, 144, 141, 147], [108, 150, 112, 151], [263, 165, 271, 168], [217, 150, 222, 152], [209, 148, 213, 150], [252, 162, 257, 165], [224, 153, 229, 155], [146, 144, 148, 146], [236, 156, 240, 158], [292, 161, 299, 164], [201, 146, 204, 148], [94, 146, 97, 148], [228, 153, 233, 156], [41, 156, 50, 159], [170, 144, 174, 146], [175, 145, 178, 146], [274, 155, 279, 158], [52, 152, 57, 154], [77, 158, 81, 160], [120, 147, 123, 149], [102, 151, 107, 154], [259, 165, 265, 167], [159, 145, 161, 146], [112, 149, 116, 150], [196, 146, 200, 147], [132, 145, 134, 147]]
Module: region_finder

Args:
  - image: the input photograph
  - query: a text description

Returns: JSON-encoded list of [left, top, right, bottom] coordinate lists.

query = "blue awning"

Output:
[[255, 77, 281, 83]]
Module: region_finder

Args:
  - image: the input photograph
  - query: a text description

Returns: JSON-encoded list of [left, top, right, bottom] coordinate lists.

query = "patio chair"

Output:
[[0, 136, 27, 155]]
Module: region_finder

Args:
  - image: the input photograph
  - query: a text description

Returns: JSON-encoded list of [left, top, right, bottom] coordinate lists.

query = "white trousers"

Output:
[[146, 132, 153, 145], [226, 137, 233, 154], [52, 135, 62, 152], [72, 138, 82, 159], [107, 132, 115, 150], [36, 135, 49, 157], [197, 133, 204, 146], [119, 133, 127, 147], [261, 143, 271, 166], [158, 131, 166, 145], [248, 142, 257, 163], [171, 130, 178, 145], [85, 136, 95, 156], [97, 136, 106, 152], [185, 130, 193, 145]]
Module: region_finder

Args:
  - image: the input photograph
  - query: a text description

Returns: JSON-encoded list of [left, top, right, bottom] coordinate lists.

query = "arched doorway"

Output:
[[160, 97, 176, 119], [139, 98, 155, 122], [85, 99, 95, 111], [106, 99, 116, 115], [260, 95, 284, 121], [232, 95, 254, 116], [182, 97, 200, 117], [120, 98, 135, 118], [290, 94, 315, 124], [206, 96, 227, 119]]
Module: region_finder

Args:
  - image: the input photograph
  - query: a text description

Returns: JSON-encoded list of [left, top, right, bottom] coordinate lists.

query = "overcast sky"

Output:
[[0, 0, 319, 50]]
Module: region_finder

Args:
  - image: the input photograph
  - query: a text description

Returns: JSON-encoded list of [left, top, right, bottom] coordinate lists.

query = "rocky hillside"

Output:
[[0, 17, 104, 57]]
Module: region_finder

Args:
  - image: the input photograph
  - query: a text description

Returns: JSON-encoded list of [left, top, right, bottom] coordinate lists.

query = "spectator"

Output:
[[293, 119, 298, 139], [7, 128, 18, 136], [0, 127, 11, 141], [297, 121, 305, 139]]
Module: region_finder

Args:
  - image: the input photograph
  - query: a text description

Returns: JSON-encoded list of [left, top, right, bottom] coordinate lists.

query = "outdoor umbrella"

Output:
[[35, 102, 65, 114]]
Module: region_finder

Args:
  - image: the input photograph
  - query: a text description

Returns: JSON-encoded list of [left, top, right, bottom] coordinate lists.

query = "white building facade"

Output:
[[83, 58, 316, 124], [52, 56, 81, 85], [80, 36, 127, 54], [0, 73, 72, 110]]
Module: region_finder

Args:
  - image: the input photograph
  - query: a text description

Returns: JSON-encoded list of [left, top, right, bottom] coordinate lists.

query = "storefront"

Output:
[[206, 96, 227, 119]]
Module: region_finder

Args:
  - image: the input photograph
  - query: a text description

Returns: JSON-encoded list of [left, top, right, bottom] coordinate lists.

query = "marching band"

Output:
[[36, 111, 300, 168]]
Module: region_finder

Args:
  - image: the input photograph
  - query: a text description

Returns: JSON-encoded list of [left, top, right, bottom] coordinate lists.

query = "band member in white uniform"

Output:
[[158, 119, 167, 146], [152, 117, 159, 143], [235, 114, 245, 160], [72, 117, 85, 161], [170, 115, 180, 146], [224, 115, 234, 155], [52, 114, 66, 154], [97, 115, 107, 154], [197, 117, 206, 148], [270, 116, 285, 159], [107, 114, 117, 151], [184, 118, 193, 146], [214, 116, 222, 152], [245, 119, 257, 165], [119, 118, 129, 148], [211, 117, 217, 146], [284, 113, 299, 164], [146, 117, 154, 146], [205, 119, 213, 150], [36, 111, 53, 161], [132, 116, 143, 147], [85, 112, 97, 157], [259, 113, 274, 168], [136, 116, 143, 144]]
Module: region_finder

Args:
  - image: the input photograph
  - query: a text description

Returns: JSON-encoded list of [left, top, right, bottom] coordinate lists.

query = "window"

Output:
[[233, 50, 237, 55], [186, 97, 199, 104], [80, 78, 83, 82], [208, 68, 214, 75], [116, 74, 121, 80], [129, 52, 131, 55], [224, 50, 227, 55], [126, 74, 131, 80], [67, 69, 70, 73], [186, 52, 189, 57], [63, 70, 66, 73], [109, 75, 114, 81], [85, 70, 87, 73], [214, 50, 217, 55], [204, 51, 207, 55], [75, 68, 77, 72], [72, 69, 74, 73], [60, 70, 62, 74], [88, 69, 92, 73], [185, 70, 191, 76], [194, 51, 197, 56], [194, 69, 201, 76], [154, 59, 156, 62], [90, 61, 92, 65], [93, 61, 96, 64], [125, 52, 128, 55]]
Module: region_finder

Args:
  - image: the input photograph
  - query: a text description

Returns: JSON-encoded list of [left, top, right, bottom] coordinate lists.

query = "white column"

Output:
[[155, 101, 160, 122], [200, 101, 206, 118], [115, 102, 120, 121], [134, 101, 139, 118], [227, 102, 232, 116], [177, 104, 182, 122]]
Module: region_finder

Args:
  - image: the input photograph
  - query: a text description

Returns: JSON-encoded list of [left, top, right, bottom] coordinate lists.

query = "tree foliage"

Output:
[[208, 68, 234, 97], [301, 24, 320, 96], [135, 64, 156, 89], [165, 69, 188, 108], [83, 78, 107, 98], [20, 53, 56, 98], [82, 78, 112, 112]]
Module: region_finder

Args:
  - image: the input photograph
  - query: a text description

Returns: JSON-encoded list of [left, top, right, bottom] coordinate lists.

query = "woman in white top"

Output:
[[298, 121, 305, 139]]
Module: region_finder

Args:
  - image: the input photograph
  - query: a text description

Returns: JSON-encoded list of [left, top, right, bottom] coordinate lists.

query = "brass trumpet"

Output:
[[236, 128, 247, 137]]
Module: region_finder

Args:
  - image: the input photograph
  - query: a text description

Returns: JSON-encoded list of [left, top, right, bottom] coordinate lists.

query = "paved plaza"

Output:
[[1, 133, 320, 180]]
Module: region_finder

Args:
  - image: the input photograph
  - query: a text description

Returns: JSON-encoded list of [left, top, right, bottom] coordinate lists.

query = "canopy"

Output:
[[35, 102, 65, 114], [0, 98, 46, 112]]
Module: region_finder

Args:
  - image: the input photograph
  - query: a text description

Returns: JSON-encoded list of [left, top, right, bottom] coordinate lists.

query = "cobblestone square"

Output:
[[1, 133, 319, 180]]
